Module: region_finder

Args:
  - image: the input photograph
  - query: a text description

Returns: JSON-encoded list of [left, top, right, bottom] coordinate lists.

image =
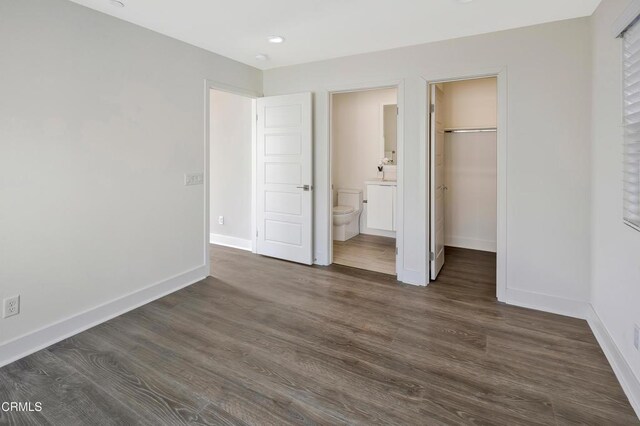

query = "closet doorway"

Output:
[[428, 77, 500, 287]]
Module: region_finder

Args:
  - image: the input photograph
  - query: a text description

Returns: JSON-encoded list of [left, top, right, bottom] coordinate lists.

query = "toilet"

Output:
[[333, 189, 363, 241]]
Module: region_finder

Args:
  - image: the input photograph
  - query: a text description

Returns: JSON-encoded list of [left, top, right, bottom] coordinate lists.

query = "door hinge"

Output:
[[396, 106, 399, 116], [395, 247, 398, 255], [256, 114, 259, 121], [430, 104, 435, 114], [429, 252, 435, 261], [256, 230, 258, 237]]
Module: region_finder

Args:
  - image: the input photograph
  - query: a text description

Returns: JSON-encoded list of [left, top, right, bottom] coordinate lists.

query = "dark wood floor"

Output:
[[0, 246, 637, 425]]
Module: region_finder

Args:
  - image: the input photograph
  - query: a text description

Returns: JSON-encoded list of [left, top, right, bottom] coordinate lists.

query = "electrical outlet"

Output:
[[634, 324, 640, 351], [218, 216, 224, 225], [184, 172, 204, 186], [3, 295, 20, 318]]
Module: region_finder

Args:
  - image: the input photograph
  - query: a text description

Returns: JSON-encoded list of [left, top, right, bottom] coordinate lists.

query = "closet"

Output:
[[429, 77, 498, 278], [440, 77, 498, 253]]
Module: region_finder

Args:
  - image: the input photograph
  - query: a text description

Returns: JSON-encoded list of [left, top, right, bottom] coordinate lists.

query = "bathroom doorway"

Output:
[[428, 76, 500, 286], [329, 86, 399, 276]]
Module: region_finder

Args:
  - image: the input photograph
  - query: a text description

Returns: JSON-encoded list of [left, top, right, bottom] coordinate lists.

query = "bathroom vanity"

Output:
[[365, 179, 397, 232]]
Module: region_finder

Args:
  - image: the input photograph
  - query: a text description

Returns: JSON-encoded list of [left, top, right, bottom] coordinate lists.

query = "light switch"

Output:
[[184, 172, 204, 186]]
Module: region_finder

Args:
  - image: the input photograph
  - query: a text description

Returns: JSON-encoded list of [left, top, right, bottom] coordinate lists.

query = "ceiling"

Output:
[[68, 0, 601, 70]]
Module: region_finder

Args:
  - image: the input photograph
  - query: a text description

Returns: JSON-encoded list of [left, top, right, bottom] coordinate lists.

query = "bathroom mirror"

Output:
[[382, 103, 397, 164]]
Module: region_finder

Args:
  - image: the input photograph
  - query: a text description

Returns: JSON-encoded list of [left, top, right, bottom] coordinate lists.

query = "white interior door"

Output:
[[256, 93, 313, 265], [430, 85, 445, 279]]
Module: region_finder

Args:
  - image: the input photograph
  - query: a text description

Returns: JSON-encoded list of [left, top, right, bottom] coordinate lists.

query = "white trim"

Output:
[[251, 99, 258, 254], [325, 78, 406, 279], [445, 236, 496, 253], [0, 265, 208, 368], [505, 288, 590, 319], [209, 233, 253, 251], [587, 306, 640, 419], [422, 67, 508, 300], [613, 1, 640, 38], [400, 268, 427, 287]]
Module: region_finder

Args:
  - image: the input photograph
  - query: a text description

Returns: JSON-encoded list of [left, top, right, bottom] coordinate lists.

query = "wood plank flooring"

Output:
[[0, 245, 637, 425], [333, 234, 396, 275]]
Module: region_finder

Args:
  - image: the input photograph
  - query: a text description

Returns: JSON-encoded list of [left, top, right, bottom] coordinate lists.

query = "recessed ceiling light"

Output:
[[109, 0, 125, 7], [255, 53, 269, 61], [268, 36, 285, 44], [457, 0, 473, 3]]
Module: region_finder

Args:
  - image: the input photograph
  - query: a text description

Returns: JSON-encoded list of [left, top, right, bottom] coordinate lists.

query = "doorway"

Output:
[[428, 76, 502, 294], [206, 83, 314, 270], [329, 86, 399, 276], [207, 87, 257, 257]]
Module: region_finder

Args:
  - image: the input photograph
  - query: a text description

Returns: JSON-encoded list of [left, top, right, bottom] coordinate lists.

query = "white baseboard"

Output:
[[445, 236, 496, 252], [0, 264, 208, 368], [210, 233, 252, 251], [505, 291, 639, 419], [587, 306, 640, 419], [505, 288, 590, 319]]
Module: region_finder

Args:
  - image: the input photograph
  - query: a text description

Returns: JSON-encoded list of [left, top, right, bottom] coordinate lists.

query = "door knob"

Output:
[[297, 185, 311, 191]]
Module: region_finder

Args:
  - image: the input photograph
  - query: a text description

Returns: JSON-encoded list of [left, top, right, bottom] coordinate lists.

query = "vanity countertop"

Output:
[[365, 179, 397, 186]]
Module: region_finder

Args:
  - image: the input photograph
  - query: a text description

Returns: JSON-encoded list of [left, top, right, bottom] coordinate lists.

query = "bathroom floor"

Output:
[[333, 234, 396, 275]]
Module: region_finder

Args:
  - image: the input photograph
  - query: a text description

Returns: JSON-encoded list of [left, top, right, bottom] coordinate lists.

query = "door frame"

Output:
[[421, 68, 507, 301], [204, 79, 262, 274], [326, 79, 405, 277]]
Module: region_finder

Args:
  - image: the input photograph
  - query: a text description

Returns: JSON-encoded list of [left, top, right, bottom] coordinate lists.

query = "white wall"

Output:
[[590, 0, 640, 413], [444, 132, 497, 252], [264, 18, 592, 308], [0, 0, 261, 355], [442, 78, 497, 252], [210, 89, 253, 247]]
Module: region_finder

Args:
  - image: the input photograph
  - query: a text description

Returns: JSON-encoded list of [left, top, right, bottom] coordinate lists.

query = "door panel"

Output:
[[257, 93, 313, 265], [430, 85, 445, 279]]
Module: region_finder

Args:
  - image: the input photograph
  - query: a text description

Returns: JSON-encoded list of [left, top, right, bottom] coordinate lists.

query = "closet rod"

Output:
[[444, 128, 497, 133]]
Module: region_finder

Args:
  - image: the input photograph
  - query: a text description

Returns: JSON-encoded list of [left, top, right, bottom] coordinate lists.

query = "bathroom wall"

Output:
[[442, 78, 498, 252], [331, 88, 398, 236], [209, 89, 254, 249]]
